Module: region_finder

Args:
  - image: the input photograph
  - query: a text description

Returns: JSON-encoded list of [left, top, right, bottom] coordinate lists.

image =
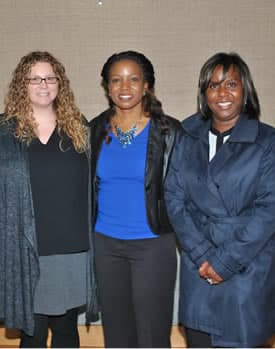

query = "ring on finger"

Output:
[[206, 277, 214, 285]]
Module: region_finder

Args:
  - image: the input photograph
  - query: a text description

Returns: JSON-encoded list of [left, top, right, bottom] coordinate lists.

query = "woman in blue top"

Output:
[[90, 50, 181, 348]]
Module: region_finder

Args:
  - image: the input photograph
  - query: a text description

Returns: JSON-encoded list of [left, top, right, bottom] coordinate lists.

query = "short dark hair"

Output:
[[101, 50, 164, 119], [198, 52, 260, 119]]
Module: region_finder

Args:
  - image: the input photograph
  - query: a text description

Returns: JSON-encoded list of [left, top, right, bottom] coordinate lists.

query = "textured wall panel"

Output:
[[0, 0, 274, 123]]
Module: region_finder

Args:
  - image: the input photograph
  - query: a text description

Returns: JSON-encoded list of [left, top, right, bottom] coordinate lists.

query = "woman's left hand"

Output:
[[199, 261, 223, 285]]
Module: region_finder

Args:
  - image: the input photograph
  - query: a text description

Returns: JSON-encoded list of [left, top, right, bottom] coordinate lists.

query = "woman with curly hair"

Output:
[[90, 50, 181, 348], [0, 51, 98, 348]]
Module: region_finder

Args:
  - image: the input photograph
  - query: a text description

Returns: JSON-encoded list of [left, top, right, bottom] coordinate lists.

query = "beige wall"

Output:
[[0, 0, 275, 337], [0, 0, 275, 124]]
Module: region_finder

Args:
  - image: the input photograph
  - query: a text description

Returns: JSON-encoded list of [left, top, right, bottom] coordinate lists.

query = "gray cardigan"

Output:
[[0, 116, 98, 335]]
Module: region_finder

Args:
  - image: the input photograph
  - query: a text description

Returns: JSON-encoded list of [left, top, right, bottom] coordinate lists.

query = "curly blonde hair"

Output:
[[4, 51, 88, 152]]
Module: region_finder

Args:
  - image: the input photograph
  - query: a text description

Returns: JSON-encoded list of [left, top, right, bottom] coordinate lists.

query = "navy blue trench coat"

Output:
[[164, 113, 275, 347]]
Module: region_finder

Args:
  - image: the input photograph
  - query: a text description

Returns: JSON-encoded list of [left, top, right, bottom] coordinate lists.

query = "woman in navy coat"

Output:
[[165, 52, 275, 347]]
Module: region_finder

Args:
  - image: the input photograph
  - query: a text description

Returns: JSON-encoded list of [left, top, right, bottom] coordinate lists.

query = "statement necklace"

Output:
[[114, 123, 138, 148]]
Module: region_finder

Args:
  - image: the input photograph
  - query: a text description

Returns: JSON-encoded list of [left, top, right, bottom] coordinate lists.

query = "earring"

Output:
[[198, 99, 203, 112]]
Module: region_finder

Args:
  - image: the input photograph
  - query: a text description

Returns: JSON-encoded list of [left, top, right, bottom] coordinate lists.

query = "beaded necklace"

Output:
[[114, 124, 137, 148]]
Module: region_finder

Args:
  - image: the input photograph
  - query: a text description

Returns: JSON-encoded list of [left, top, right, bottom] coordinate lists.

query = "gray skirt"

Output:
[[34, 251, 88, 315]]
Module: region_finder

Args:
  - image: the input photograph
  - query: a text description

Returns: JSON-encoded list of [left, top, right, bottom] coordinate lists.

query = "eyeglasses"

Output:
[[26, 77, 59, 85]]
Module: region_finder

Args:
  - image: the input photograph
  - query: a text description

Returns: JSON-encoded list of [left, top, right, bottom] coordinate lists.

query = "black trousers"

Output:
[[20, 308, 79, 348], [185, 327, 212, 348], [94, 232, 177, 348]]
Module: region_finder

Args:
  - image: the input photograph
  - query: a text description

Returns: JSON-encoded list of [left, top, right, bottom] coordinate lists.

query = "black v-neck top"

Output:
[[29, 129, 89, 256]]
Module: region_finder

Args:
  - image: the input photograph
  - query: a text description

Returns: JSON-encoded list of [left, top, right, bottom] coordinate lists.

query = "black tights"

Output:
[[185, 327, 212, 348], [20, 308, 79, 348]]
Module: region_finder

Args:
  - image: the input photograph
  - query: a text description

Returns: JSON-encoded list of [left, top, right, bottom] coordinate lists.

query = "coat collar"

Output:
[[229, 114, 259, 143], [182, 112, 259, 144]]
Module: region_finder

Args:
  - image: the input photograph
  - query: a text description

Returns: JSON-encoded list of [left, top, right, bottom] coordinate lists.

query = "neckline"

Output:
[[210, 125, 234, 137], [110, 119, 150, 140], [35, 127, 57, 146]]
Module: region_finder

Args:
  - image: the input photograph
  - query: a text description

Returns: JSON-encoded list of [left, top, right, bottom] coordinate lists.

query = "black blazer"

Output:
[[89, 110, 182, 234]]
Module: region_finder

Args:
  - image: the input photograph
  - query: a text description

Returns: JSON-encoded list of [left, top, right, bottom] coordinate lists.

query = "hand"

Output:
[[199, 261, 223, 285]]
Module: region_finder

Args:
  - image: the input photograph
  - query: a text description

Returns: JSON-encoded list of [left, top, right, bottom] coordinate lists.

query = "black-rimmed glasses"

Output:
[[26, 77, 59, 85]]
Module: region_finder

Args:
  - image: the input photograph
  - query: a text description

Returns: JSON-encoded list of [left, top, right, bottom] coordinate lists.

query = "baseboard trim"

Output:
[[0, 325, 187, 347], [1, 325, 274, 348]]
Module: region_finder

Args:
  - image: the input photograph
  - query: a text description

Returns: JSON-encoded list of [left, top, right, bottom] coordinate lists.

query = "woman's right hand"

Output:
[[199, 261, 223, 285]]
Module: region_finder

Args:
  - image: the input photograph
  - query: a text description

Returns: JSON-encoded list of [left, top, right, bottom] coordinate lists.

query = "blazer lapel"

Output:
[[145, 119, 162, 189]]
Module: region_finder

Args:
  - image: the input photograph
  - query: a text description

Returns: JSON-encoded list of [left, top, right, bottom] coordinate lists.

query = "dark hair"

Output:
[[198, 52, 260, 119], [101, 50, 166, 121]]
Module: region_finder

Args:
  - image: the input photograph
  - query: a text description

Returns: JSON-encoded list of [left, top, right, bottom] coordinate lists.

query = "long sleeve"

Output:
[[164, 134, 216, 267]]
